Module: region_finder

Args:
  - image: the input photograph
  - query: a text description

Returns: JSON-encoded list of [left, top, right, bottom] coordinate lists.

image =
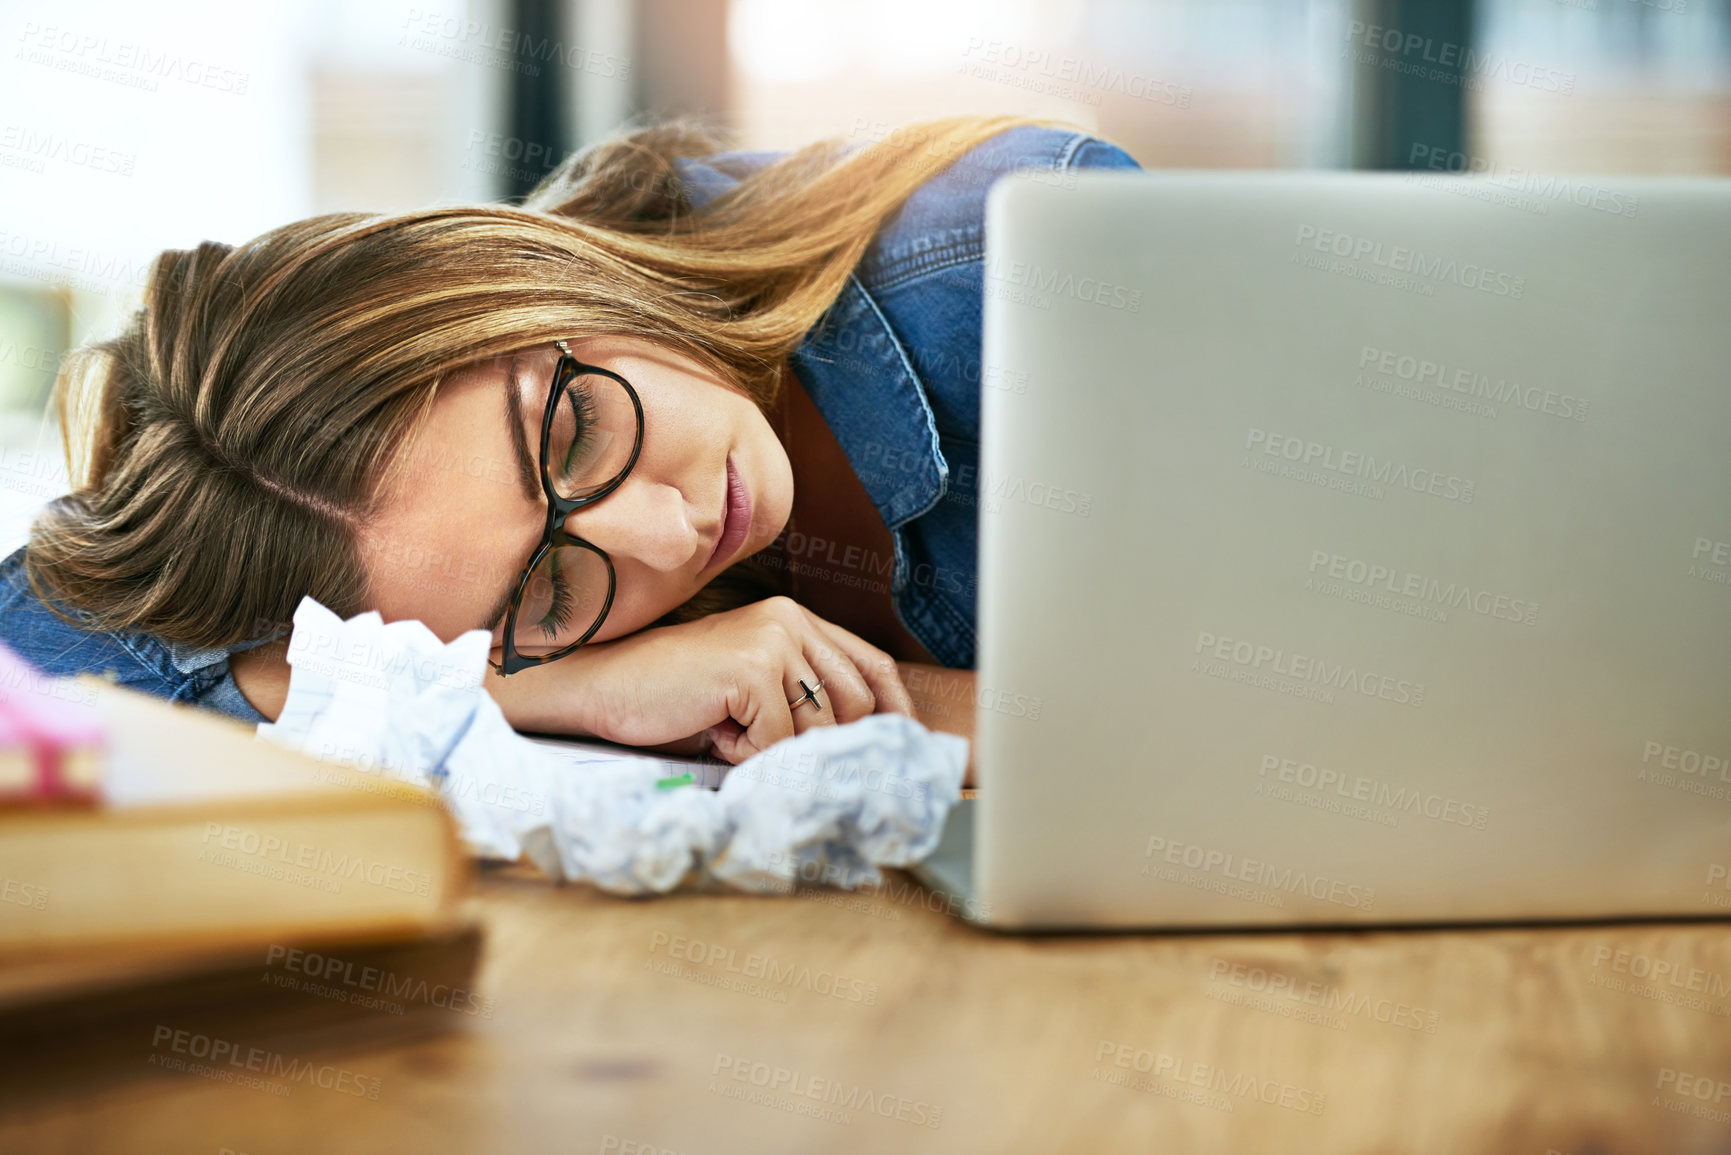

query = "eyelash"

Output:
[[539, 550, 576, 639], [562, 378, 598, 475]]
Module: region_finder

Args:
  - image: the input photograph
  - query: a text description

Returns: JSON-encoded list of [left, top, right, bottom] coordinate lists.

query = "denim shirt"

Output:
[[0, 125, 1138, 724]]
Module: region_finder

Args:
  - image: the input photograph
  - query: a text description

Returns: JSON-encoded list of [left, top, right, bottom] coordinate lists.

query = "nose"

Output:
[[562, 476, 699, 573]]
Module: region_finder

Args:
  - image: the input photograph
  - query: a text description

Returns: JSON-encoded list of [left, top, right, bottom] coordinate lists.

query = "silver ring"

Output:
[[789, 678, 823, 711]]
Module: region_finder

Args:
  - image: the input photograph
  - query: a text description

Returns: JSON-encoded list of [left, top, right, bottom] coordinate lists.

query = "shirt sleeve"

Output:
[[0, 547, 267, 727]]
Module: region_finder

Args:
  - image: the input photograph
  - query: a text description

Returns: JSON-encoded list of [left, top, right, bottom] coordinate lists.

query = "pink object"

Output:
[[0, 642, 106, 804], [0, 708, 34, 796]]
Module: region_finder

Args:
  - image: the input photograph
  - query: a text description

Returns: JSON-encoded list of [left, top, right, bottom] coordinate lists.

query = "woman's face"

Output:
[[360, 335, 794, 652]]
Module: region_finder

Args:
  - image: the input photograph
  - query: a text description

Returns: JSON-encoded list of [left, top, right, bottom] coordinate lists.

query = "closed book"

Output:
[[0, 677, 470, 955]]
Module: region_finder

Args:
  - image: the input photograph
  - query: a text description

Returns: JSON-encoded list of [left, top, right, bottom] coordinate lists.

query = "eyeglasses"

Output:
[[490, 340, 645, 676]]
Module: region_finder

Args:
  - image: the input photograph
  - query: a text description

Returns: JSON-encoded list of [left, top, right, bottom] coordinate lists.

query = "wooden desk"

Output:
[[4, 864, 1731, 1154]]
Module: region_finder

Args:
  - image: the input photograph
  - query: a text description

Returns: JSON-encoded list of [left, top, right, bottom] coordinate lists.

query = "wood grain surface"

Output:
[[4, 863, 1730, 1155]]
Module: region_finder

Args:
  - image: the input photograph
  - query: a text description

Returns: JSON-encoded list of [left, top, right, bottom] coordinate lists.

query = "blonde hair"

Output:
[[26, 116, 1044, 647]]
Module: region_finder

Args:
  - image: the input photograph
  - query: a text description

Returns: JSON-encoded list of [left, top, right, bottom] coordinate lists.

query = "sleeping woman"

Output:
[[0, 116, 1139, 770]]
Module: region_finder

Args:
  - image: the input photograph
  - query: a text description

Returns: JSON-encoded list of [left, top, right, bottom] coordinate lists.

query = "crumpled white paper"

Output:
[[256, 597, 968, 896]]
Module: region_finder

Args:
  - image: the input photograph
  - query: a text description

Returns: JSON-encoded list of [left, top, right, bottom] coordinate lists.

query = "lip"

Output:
[[707, 456, 752, 572]]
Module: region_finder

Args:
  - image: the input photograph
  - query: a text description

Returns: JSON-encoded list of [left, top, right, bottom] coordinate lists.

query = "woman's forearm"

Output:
[[483, 647, 705, 757], [482, 651, 603, 737], [493, 654, 978, 782]]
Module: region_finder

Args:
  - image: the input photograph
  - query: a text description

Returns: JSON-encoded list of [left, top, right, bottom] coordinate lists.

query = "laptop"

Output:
[[912, 170, 1731, 930]]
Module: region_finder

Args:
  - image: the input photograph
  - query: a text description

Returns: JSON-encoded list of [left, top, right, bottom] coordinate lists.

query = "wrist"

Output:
[[483, 651, 603, 737]]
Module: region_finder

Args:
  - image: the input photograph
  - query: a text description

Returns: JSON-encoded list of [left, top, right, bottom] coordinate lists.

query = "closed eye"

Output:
[[560, 375, 599, 478], [537, 551, 576, 639]]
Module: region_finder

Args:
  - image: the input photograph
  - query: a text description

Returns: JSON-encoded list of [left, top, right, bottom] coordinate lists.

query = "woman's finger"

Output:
[[805, 614, 915, 717], [719, 644, 799, 760], [697, 717, 752, 764], [783, 661, 837, 735], [793, 626, 877, 724], [728, 614, 836, 754]]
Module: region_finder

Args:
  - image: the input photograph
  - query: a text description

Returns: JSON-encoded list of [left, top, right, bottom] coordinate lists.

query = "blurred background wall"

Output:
[[1, 0, 1727, 554]]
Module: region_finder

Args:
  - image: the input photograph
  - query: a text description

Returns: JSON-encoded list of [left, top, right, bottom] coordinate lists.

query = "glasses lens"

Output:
[[545, 366, 638, 501], [511, 542, 611, 655]]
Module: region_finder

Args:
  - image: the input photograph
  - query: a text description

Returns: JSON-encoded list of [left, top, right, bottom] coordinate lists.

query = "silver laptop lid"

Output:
[[975, 171, 1731, 929]]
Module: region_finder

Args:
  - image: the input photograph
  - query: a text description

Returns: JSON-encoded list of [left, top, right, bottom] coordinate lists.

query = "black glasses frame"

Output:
[[491, 341, 645, 676]]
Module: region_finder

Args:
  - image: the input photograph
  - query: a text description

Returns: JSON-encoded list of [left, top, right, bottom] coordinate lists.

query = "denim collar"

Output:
[[163, 639, 232, 676], [163, 629, 284, 676]]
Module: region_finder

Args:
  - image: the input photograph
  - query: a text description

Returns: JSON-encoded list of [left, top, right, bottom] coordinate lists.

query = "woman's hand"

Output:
[[486, 596, 914, 764]]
